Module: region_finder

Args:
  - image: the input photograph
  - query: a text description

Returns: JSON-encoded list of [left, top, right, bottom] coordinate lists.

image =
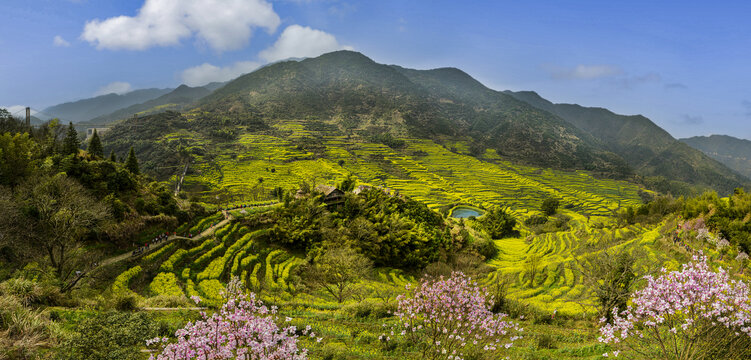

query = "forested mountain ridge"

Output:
[[103, 50, 747, 195], [505, 90, 748, 194], [195, 50, 629, 176], [85, 85, 212, 125], [42, 88, 172, 123], [681, 134, 751, 179]]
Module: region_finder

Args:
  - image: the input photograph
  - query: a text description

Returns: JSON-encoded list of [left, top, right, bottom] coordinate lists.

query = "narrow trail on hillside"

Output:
[[99, 215, 231, 268], [97, 202, 279, 269], [174, 161, 190, 196]]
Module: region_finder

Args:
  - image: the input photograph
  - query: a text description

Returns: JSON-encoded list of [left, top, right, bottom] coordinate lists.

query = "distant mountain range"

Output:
[[504, 91, 748, 195], [680, 135, 751, 180], [42, 82, 227, 125], [82, 84, 212, 125], [43, 88, 172, 123], [73, 51, 747, 195]]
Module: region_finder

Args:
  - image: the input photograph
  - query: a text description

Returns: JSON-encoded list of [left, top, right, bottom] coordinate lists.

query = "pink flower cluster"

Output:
[[147, 287, 308, 359], [383, 272, 522, 360], [599, 254, 751, 358], [680, 217, 705, 232]]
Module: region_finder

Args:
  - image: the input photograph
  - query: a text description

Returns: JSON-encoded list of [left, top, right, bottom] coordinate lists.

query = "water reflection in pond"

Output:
[[450, 207, 483, 218]]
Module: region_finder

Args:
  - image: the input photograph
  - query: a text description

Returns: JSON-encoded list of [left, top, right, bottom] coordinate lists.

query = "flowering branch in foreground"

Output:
[[147, 277, 310, 359], [382, 271, 522, 360], [599, 254, 751, 359]]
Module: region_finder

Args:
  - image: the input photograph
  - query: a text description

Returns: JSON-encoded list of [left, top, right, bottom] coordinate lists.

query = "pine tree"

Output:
[[125, 146, 139, 175], [87, 129, 104, 158], [62, 122, 80, 155], [109, 150, 117, 162]]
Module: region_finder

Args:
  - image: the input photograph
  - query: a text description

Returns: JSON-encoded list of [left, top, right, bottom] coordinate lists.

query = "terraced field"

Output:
[[180, 120, 643, 218], [110, 122, 674, 358], [484, 216, 673, 316], [111, 212, 655, 359], [112, 219, 305, 306]]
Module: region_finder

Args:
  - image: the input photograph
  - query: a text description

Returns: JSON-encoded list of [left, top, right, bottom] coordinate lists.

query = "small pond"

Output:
[[450, 206, 483, 218]]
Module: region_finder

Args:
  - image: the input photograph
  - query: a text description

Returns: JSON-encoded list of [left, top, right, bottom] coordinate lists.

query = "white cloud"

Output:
[[549, 64, 623, 80], [53, 35, 71, 47], [181, 61, 261, 86], [94, 82, 132, 96], [259, 25, 353, 63], [81, 0, 280, 52]]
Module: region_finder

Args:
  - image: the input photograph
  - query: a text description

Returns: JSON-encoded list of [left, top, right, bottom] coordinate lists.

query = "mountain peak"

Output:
[[312, 50, 374, 63]]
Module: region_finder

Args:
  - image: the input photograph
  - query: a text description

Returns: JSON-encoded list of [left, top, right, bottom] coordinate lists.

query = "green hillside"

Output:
[[505, 90, 748, 194], [103, 50, 745, 195], [101, 112, 643, 217], [681, 134, 751, 179], [196, 51, 630, 176], [11, 51, 751, 359]]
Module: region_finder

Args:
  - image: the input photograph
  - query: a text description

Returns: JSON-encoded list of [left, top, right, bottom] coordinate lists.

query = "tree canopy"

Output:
[[62, 122, 80, 156], [125, 146, 139, 175], [87, 129, 103, 158]]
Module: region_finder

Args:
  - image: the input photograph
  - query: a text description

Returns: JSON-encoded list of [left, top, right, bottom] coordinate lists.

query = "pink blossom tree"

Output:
[[147, 277, 311, 359], [599, 255, 751, 359], [383, 272, 522, 360]]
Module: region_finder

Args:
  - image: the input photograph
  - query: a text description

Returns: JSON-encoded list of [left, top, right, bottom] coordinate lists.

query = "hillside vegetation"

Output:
[[681, 134, 751, 179], [5, 51, 751, 360], [506, 90, 749, 195]]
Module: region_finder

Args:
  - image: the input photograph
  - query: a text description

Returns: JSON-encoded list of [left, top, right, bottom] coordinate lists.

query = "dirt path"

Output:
[[97, 202, 279, 269], [99, 216, 231, 268]]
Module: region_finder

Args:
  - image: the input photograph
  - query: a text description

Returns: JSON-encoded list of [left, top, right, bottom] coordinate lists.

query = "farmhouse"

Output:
[[315, 185, 345, 205]]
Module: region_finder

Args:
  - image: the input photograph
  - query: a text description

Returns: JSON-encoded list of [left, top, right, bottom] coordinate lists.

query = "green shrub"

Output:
[[186, 238, 214, 257], [197, 279, 224, 301], [149, 273, 184, 297], [536, 333, 557, 349], [342, 300, 395, 319], [318, 342, 348, 360], [111, 266, 141, 294], [181, 268, 190, 280], [479, 206, 519, 239], [473, 237, 499, 260], [143, 242, 176, 262], [541, 197, 560, 216], [113, 293, 139, 311], [58, 312, 159, 360], [194, 243, 225, 268], [0, 278, 61, 306], [160, 249, 188, 272], [524, 215, 548, 226], [144, 294, 189, 308]]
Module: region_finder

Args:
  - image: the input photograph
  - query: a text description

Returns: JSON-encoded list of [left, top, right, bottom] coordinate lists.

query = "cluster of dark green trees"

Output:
[[619, 187, 751, 252], [0, 111, 202, 292], [268, 187, 452, 269]]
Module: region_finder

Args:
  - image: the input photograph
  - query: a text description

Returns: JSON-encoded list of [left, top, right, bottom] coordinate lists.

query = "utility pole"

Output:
[[25, 107, 30, 127]]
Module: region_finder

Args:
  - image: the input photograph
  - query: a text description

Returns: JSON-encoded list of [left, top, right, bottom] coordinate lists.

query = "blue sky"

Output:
[[1, 0, 750, 139]]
